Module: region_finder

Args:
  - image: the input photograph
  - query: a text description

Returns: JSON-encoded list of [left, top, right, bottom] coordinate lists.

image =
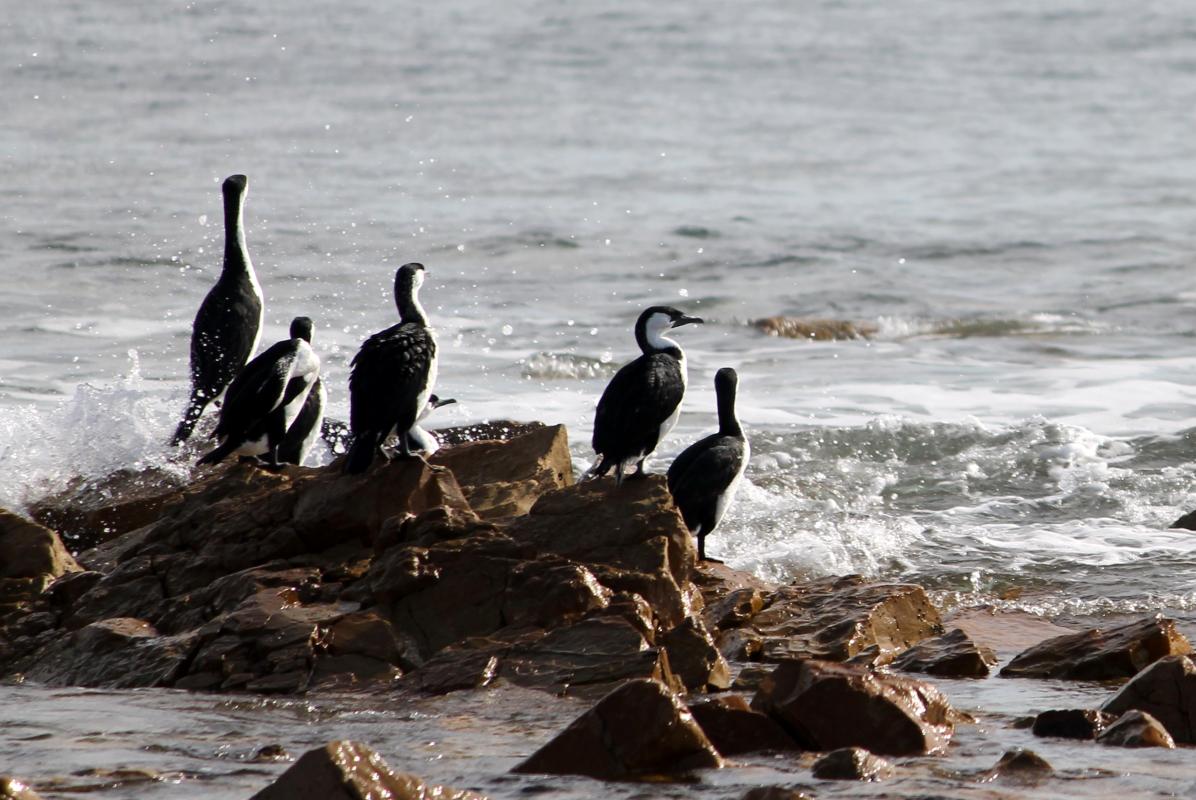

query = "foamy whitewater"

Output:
[[5, 0, 1196, 796]]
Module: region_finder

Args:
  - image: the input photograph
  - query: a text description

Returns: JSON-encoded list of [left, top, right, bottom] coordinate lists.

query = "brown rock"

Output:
[[947, 607, 1078, 658], [661, 616, 733, 691], [1102, 655, 1196, 744], [431, 424, 573, 518], [716, 628, 764, 661], [1031, 709, 1115, 740], [0, 509, 80, 580], [750, 659, 958, 755], [250, 740, 483, 800], [23, 617, 198, 688], [753, 575, 944, 664], [1000, 615, 1191, 680], [435, 419, 547, 446], [1097, 710, 1176, 748], [408, 647, 501, 694], [688, 695, 801, 754], [325, 610, 406, 665], [513, 678, 722, 779], [751, 316, 876, 341], [740, 790, 812, 800], [0, 776, 44, 800], [28, 467, 185, 552], [982, 748, 1053, 781], [890, 628, 997, 677], [703, 587, 766, 631], [811, 747, 893, 781]]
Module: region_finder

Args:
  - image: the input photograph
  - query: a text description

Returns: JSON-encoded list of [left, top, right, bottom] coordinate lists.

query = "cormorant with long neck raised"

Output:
[[343, 263, 438, 474], [172, 174, 263, 444], [198, 316, 320, 468], [667, 367, 750, 562], [586, 305, 702, 485]]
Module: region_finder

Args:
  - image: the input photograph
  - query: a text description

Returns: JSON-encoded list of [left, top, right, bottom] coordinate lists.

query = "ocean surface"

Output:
[[4, 0, 1196, 795]]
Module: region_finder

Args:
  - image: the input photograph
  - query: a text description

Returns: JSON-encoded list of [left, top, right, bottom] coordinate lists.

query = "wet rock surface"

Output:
[[982, 748, 1053, 782], [751, 316, 877, 341], [1031, 709, 1116, 740], [1097, 710, 1176, 749], [1000, 616, 1191, 680], [890, 627, 997, 677], [750, 659, 959, 755], [513, 678, 723, 779], [687, 694, 801, 755], [1102, 654, 1196, 744], [810, 747, 894, 781], [0, 509, 80, 610], [0, 776, 43, 800], [250, 740, 483, 800]]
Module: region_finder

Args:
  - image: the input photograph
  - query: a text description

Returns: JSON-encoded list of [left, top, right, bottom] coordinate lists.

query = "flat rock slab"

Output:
[[513, 678, 723, 779], [1102, 654, 1196, 744], [1097, 710, 1176, 748], [890, 627, 997, 677], [753, 574, 944, 664], [1000, 616, 1192, 680], [751, 659, 958, 756], [946, 607, 1077, 657], [250, 740, 483, 800]]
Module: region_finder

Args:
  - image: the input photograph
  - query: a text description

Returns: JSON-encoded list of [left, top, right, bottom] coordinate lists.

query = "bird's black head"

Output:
[[714, 367, 738, 394], [290, 316, 314, 343], [393, 262, 429, 323], [222, 174, 248, 196], [635, 305, 703, 353], [430, 395, 457, 409]]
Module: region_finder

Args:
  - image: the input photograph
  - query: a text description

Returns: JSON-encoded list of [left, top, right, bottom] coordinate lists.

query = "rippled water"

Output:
[[5, 0, 1196, 794]]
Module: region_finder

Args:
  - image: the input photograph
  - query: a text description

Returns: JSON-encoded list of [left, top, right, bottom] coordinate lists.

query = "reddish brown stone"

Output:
[[250, 741, 483, 800], [1031, 709, 1115, 740], [513, 678, 723, 779], [890, 628, 997, 677], [1001, 616, 1191, 680], [982, 748, 1053, 782], [751, 317, 876, 341], [0, 509, 80, 580], [751, 659, 958, 755], [1102, 655, 1196, 744], [688, 695, 801, 754], [1097, 710, 1176, 748], [811, 747, 893, 781], [662, 616, 732, 691]]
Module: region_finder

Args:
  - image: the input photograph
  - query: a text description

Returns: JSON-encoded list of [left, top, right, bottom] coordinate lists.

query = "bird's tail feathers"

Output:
[[343, 430, 380, 475], [197, 438, 238, 467]]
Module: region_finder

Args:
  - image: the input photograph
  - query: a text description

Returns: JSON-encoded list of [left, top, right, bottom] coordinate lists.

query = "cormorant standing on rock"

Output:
[[343, 263, 438, 474], [586, 305, 702, 485], [277, 326, 328, 466], [172, 174, 263, 444], [667, 367, 750, 562], [198, 316, 320, 468]]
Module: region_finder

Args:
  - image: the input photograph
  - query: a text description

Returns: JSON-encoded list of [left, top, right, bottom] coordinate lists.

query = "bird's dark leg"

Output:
[[615, 460, 625, 487], [626, 458, 648, 481]]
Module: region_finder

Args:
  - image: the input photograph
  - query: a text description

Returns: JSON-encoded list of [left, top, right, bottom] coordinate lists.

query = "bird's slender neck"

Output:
[[222, 188, 251, 275], [397, 283, 428, 326], [717, 381, 742, 437], [635, 318, 681, 356]]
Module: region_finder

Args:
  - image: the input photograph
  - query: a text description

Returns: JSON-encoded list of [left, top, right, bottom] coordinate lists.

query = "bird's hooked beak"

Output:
[[672, 315, 704, 328], [432, 397, 457, 409]]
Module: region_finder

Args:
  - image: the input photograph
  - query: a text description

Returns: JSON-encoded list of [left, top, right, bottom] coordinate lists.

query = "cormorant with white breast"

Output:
[[343, 263, 438, 474], [197, 316, 320, 468], [404, 394, 456, 456], [172, 174, 264, 444], [667, 367, 750, 562], [277, 326, 328, 466], [586, 305, 703, 485]]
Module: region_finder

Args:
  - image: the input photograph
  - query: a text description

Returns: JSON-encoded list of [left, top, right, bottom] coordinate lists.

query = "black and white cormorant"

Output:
[[586, 305, 703, 485], [172, 174, 264, 444], [197, 316, 320, 468], [343, 263, 438, 474], [666, 367, 750, 562], [403, 394, 456, 456], [277, 323, 327, 466]]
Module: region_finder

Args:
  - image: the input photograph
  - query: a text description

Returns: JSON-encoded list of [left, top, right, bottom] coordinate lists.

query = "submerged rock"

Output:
[[513, 678, 723, 779], [810, 747, 894, 781], [1000, 616, 1191, 680], [0, 509, 80, 609], [250, 740, 483, 800], [752, 575, 944, 665], [890, 627, 997, 677], [1097, 710, 1176, 749], [1102, 654, 1196, 744], [982, 748, 1053, 782], [1031, 709, 1115, 740], [740, 790, 812, 800], [750, 659, 959, 755], [0, 776, 43, 800], [751, 316, 876, 341]]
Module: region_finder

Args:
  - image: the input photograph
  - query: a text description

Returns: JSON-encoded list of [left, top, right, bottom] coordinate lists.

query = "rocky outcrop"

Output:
[[810, 747, 893, 781], [431, 423, 572, 518], [1031, 709, 1115, 740], [1097, 710, 1176, 749], [751, 575, 944, 665], [890, 628, 997, 677], [1000, 616, 1191, 680], [512, 678, 723, 779], [1102, 655, 1196, 744], [751, 317, 876, 341], [0, 509, 80, 610], [250, 741, 483, 800], [687, 695, 801, 755], [750, 659, 959, 755]]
